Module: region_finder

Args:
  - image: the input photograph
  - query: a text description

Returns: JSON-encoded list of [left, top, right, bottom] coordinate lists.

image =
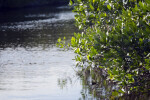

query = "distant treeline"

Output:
[[0, 0, 69, 9]]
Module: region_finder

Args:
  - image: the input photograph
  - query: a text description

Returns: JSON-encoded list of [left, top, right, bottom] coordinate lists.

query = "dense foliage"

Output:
[[58, 0, 150, 96]]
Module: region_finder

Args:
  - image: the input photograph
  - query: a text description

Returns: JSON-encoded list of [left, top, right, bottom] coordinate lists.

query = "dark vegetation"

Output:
[[58, 0, 150, 98]]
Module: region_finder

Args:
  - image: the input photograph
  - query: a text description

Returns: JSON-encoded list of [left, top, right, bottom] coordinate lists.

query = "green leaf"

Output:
[[87, 55, 90, 60], [69, 0, 73, 6], [71, 37, 76, 46], [93, 0, 95, 3], [75, 48, 80, 54], [104, 13, 107, 17], [91, 47, 97, 56], [89, 4, 94, 10], [112, 91, 119, 96], [107, 4, 111, 10], [58, 38, 61, 43], [118, 89, 125, 93], [99, 66, 103, 68], [139, 1, 143, 7]]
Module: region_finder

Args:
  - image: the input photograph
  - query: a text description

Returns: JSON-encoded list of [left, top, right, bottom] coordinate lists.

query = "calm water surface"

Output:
[[0, 6, 82, 100]]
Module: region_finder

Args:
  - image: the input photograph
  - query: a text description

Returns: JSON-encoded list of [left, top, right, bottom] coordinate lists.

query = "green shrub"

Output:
[[58, 0, 150, 95]]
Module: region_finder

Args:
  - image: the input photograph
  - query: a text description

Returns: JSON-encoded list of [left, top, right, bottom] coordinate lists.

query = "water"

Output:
[[0, 6, 82, 100]]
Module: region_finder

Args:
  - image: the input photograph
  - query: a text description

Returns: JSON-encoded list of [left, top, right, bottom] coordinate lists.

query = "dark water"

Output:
[[0, 6, 76, 49]]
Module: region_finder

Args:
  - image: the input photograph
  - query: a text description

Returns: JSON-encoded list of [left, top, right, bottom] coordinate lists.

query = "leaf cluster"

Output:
[[60, 0, 150, 96]]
